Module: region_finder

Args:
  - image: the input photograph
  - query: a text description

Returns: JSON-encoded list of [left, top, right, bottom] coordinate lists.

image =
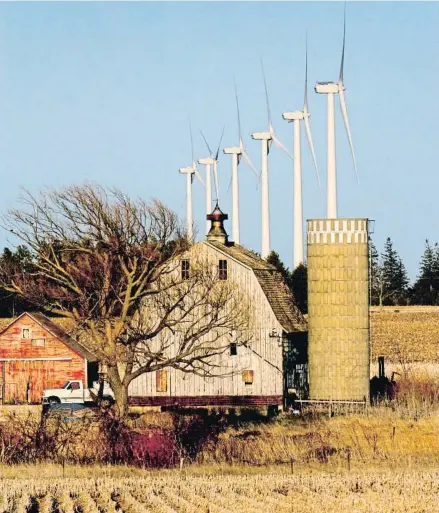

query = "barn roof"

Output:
[[204, 241, 307, 333], [0, 312, 98, 362]]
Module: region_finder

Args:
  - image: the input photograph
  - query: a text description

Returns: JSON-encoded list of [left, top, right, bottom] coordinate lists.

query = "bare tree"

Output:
[[0, 185, 252, 416]]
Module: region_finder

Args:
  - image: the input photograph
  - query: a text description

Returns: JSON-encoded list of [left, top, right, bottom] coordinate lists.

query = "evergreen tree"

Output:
[[410, 240, 439, 305], [291, 263, 308, 314], [379, 237, 409, 306], [266, 251, 307, 313], [0, 246, 34, 316], [369, 238, 380, 305], [266, 251, 293, 289]]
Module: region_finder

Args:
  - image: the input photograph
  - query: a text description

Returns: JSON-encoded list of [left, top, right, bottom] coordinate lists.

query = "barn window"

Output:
[[31, 338, 46, 347], [181, 259, 190, 280], [156, 370, 168, 392], [218, 259, 228, 280], [230, 343, 237, 356], [242, 370, 254, 385], [21, 328, 31, 339]]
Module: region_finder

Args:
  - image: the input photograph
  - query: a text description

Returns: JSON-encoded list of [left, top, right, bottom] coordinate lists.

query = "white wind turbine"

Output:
[[179, 123, 205, 240], [315, 9, 359, 219], [252, 61, 293, 259], [198, 129, 224, 234], [283, 42, 321, 269], [223, 81, 258, 245]]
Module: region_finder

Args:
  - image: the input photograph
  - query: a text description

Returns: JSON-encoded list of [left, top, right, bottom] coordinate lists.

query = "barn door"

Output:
[[283, 332, 309, 400]]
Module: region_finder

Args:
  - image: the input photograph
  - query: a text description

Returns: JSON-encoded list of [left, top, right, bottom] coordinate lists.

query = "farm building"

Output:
[[129, 206, 307, 408], [0, 312, 98, 404]]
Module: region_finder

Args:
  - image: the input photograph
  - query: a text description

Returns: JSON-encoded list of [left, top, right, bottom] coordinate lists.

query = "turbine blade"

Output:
[[304, 34, 308, 109], [227, 174, 232, 193], [339, 1, 346, 83], [260, 59, 271, 127], [242, 150, 259, 179], [194, 165, 205, 187], [303, 106, 322, 191], [272, 134, 293, 160], [200, 130, 213, 156], [339, 88, 359, 183], [215, 126, 225, 161], [234, 78, 242, 143]]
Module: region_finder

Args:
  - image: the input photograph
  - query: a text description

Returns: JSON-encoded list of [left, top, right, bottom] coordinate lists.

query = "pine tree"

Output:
[[291, 263, 308, 314], [379, 237, 409, 306], [266, 250, 292, 289], [0, 246, 34, 316], [410, 240, 439, 305], [369, 238, 380, 305], [266, 251, 307, 313]]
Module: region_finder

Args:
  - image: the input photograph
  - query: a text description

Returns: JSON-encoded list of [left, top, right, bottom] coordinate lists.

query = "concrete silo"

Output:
[[307, 219, 370, 401]]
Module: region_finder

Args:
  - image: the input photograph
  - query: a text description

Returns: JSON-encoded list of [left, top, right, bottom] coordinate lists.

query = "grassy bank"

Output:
[[197, 408, 439, 469]]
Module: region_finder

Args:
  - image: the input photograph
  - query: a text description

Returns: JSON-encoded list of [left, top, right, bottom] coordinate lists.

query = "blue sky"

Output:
[[0, 2, 438, 280]]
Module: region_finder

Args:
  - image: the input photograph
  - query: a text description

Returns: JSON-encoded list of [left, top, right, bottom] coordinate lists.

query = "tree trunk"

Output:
[[113, 386, 129, 418], [106, 366, 129, 418]]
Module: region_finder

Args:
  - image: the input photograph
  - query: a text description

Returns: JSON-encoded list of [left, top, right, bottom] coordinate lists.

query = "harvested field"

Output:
[[370, 306, 439, 363], [0, 470, 437, 512]]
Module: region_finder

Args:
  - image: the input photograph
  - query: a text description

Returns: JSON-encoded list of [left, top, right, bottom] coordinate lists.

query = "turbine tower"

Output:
[[283, 42, 321, 269], [179, 123, 204, 240], [315, 8, 359, 219], [252, 61, 292, 259], [223, 81, 258, 245], [198, 129, 224, 235]]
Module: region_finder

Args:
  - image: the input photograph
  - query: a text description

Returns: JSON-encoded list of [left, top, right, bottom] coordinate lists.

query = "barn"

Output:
[[0, 312, 98, 404], [129, 206, 308, 409]]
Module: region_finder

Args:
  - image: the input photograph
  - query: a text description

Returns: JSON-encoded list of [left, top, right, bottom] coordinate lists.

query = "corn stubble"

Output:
[[0, 472, 437, 513]]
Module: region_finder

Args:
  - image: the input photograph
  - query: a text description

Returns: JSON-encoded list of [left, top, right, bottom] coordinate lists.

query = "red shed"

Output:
[[0, 312, 98, 404]]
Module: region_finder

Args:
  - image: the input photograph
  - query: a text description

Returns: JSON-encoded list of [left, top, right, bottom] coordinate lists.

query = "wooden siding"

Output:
[[129, 395, 283, 407], [129, 242, 285, 400], [0, 314, 86, 403]]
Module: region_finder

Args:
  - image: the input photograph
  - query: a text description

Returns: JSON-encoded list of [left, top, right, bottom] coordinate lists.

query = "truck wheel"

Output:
[[48, 397, 61, 405]]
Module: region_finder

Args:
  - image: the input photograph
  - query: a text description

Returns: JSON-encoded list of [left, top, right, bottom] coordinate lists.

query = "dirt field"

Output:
[[0, 467, 437, 512], [371, 306, 439, 364]]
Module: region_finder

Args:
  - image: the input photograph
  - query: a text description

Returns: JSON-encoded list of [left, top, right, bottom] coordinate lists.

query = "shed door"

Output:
[[2, 360, 57, 404]]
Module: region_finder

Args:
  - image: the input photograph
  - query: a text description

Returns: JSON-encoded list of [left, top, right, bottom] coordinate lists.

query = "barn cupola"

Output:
[[206, 203, 229, 245]]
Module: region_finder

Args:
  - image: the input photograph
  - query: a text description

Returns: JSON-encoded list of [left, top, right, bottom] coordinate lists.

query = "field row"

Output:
[[0, 472, 438, 513]]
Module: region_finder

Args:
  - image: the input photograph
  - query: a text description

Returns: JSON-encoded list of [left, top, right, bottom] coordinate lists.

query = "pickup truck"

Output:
[[42, 380, 114, 406]]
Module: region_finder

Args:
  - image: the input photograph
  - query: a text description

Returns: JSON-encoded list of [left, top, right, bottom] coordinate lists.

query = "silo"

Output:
[[307, 219, 370, 401]]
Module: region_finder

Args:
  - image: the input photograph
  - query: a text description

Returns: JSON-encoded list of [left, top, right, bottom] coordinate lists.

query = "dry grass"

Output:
[[198, 407, 439, 469]]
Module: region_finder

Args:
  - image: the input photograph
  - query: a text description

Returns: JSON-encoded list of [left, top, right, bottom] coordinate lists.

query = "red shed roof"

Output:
[[0, 312, 98, 362]]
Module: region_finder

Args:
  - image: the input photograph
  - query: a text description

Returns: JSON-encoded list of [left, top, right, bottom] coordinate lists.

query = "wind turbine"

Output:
[[199, 129, 224, 234], [252, 61, 292, 259], [315, 8, 359, 219], [283, 42, 321, 269], [179, 123, 205, 240], [223, 81, 258, 245]]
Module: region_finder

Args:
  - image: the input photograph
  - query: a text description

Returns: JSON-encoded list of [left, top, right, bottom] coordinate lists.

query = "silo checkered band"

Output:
[[307, 219, 370, 401]]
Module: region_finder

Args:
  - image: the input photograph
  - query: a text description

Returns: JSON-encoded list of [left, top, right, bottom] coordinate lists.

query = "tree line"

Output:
[[268, 237, 439, 310], [3, 236, 438, 319], [370, 238, 439, 306]]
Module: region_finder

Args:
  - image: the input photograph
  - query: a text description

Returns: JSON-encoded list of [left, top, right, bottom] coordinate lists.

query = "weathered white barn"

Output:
[[129, 206, 307, 409]]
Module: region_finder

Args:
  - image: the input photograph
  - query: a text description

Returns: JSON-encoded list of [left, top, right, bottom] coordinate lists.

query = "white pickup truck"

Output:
[[42, 380, 114, 406]]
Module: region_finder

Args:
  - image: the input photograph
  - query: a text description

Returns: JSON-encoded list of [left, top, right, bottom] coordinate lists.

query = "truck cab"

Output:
[[42, 379, 114, 406]]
